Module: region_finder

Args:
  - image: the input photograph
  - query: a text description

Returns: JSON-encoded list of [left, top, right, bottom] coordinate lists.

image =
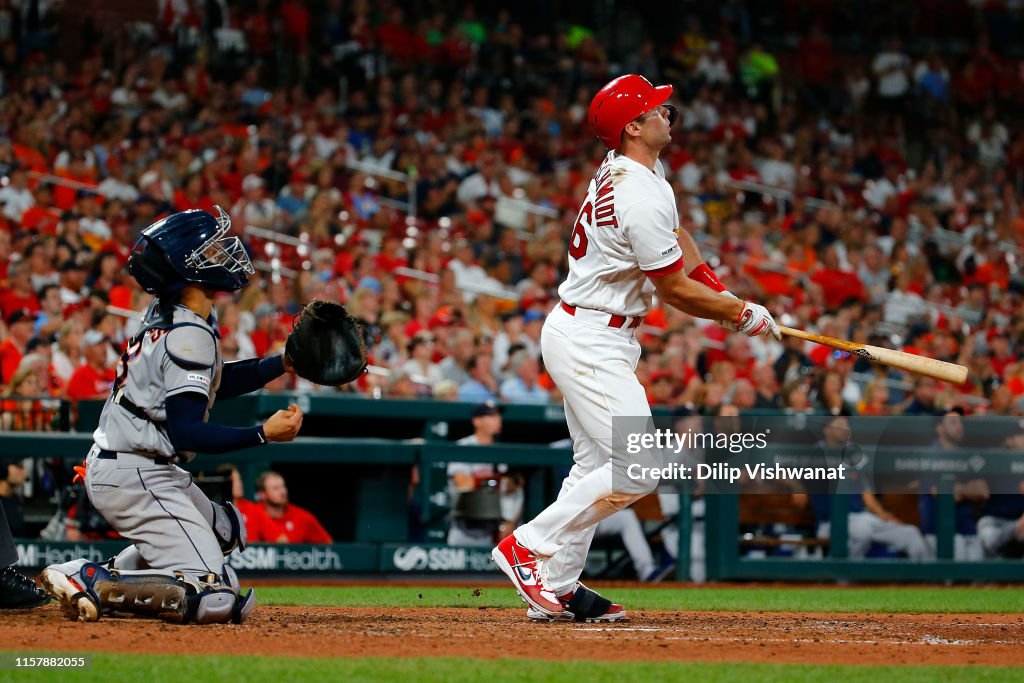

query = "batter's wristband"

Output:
[[689, 263, 726, 292]]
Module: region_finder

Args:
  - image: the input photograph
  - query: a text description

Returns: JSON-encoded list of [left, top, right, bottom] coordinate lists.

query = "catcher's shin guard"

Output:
[[93, 572, 188, 619]]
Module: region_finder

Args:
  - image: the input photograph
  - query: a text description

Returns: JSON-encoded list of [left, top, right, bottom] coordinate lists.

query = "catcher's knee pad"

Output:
[[212, 502, 247, 555], [179, 570, 255, 625]]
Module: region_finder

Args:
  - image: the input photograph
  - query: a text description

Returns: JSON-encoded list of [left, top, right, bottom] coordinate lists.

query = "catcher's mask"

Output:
[[128, 206, 254, 295]]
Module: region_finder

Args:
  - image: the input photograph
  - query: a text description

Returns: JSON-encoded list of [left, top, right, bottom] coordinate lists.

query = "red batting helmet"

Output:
[[588, 74, 674, 149]]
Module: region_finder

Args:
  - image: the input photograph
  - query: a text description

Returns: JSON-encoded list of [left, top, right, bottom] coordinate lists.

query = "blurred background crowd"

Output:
[[0, 0, 1022, 426]]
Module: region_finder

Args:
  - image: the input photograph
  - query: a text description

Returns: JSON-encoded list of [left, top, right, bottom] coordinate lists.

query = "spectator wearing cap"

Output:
[[401, 332, 442, 390], [458, 352, 499, 403], [0, 262, 40, 320], [0, 310, 36, 384], [447, 401, 523, 546], [385, 367, 419, 399], [447, 239, 491, 303], [456, 152, 505, 205], [374, 311, 411, 367], [231, 173, 278, 232], [25, 242, 58, 293], [65, 330, 114, 401], [57, 260, 86, 306], [499, 350, 549, 405], [492, 309, 527, 378], [20, 183, 59, 234], [439, 329, 477, 386], [96, 156, 139, 202], [0, 165, 35, 222]]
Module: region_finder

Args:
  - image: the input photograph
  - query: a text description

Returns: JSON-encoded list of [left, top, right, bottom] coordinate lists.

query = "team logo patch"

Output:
[[187, 373, 210, 385]]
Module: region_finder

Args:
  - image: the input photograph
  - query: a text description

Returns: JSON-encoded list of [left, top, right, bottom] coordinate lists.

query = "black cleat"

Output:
[[0, 566, 49, 609]]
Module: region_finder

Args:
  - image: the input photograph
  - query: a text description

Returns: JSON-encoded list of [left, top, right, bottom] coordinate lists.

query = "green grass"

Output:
[[255, 584, 1024, 613], [2, 655, 1022, 683]]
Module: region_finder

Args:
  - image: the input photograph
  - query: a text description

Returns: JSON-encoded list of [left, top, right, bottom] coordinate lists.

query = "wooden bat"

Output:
[[778, 326, 968, 385]]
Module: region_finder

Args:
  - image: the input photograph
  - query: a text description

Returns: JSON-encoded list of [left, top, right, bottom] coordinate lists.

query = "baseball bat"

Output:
[[778, 326, 968, 385]]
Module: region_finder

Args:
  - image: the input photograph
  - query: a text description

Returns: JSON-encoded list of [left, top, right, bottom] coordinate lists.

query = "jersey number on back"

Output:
[[568, 169, 617, 260], [569, 201, 591, 259]]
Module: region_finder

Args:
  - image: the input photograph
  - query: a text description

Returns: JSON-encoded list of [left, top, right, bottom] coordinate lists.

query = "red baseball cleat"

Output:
[[491, 534, 562, 617]]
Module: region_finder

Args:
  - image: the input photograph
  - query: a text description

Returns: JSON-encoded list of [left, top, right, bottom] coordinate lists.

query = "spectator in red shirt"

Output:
[[0, 310, 36, 384], [65, 330, 115, 400], [0, 262, 40, 320], [810, 246, 866, 311], [253, 471, 332, 543]]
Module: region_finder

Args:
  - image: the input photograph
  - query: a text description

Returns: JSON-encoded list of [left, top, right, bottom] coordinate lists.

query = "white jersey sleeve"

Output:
[[621, 196, 683, 272]]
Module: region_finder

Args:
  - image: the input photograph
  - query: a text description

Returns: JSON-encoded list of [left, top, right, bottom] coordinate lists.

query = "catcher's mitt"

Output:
[[285, 300, 368, 385]]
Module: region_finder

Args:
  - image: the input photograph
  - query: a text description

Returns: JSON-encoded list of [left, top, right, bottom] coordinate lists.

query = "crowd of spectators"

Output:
[[0, 1, 1022, 431]]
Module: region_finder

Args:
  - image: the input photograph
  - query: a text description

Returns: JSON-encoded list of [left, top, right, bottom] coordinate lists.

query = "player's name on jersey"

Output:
[[626, 462, 848, 484]]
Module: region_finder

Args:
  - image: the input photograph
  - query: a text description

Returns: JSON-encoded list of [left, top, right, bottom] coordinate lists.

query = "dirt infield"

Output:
[[2, 605, 1023, 666]]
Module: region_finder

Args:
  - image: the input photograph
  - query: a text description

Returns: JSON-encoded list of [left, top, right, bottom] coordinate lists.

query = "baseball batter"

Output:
[[492, 75, 780, 621], [40, 207, 303, 624]]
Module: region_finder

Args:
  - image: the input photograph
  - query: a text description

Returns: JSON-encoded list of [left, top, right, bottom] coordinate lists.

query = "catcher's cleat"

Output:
[[491, 534, 562, 617], [40, 563, 108, 622], [526, 583, 627, 623], [0, 566, 48, 609]]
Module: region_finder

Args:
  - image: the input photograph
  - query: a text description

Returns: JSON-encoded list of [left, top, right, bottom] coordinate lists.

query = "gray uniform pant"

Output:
[[977, 516, 1021, 557], [85, 446, 225, 579], [819, 512, 932, 560]]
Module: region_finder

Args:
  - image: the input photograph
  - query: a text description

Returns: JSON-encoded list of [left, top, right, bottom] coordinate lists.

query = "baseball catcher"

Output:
[[41, 206, 311, 625], [285, 300, 368, 386]]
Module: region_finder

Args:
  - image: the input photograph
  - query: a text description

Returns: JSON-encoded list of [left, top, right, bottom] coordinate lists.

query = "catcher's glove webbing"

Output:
[[285, 300, 368, 385]]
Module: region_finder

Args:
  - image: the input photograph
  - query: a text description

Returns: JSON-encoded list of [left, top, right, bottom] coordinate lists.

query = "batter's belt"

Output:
[[95, 449, 177, 466], [559, 301, 643, 329]]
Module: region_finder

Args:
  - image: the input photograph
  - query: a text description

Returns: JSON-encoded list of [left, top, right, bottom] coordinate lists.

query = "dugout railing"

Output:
[[1, 397, 1022, 582]]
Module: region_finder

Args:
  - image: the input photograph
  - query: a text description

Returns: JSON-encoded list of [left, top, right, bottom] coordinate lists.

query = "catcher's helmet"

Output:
[[128, 205, 254, 295], [588, 74, 675, 149]]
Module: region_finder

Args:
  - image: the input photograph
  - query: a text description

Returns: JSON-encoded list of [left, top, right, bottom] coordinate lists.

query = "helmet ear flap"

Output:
[[128, 236, 185, 295]]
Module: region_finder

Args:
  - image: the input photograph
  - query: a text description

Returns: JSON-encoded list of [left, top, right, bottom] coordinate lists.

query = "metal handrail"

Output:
[[344, 159, 417, 219], [393, 266, 521, 301], [720, 178, 838, 220]]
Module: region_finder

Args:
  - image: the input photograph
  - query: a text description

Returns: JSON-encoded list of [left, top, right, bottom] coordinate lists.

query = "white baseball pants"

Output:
[[514, 304, 657, 596]]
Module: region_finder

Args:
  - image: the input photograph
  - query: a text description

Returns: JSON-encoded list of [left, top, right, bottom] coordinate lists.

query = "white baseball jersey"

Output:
[[557, 151, 683, 317]]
